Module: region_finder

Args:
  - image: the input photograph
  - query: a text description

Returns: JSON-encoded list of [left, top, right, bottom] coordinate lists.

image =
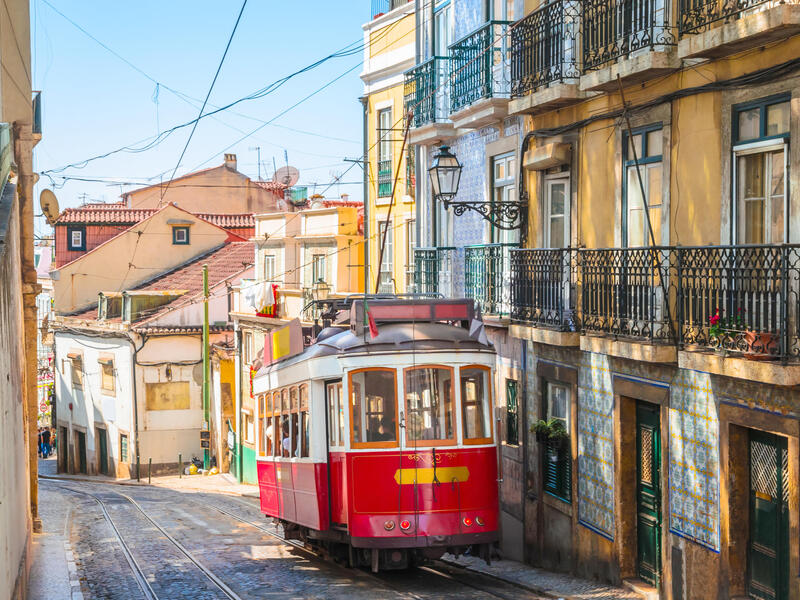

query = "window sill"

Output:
[[542, 490, 572, 516]]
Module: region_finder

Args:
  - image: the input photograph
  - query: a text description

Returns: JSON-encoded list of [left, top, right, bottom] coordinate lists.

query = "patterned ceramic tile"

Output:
[[668, 369, 720, 552], [577, 352, 615, 539], [454, 0, 484, 41]]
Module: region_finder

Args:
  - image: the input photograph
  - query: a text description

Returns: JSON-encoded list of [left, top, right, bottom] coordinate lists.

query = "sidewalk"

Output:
[[441, 553, 643, 600]]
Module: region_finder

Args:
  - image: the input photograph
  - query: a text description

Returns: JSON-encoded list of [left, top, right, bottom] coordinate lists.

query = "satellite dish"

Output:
[[39, 189, 60, 225], [273, 166, 299, 187]]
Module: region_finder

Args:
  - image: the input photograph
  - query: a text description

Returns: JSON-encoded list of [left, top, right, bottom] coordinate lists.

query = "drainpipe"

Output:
[[360, 95, 369, 303], [128, 333, 146, 481]]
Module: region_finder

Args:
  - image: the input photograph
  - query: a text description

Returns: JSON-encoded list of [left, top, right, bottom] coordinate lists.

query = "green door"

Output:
[[748, 430, 789, 600], [77, 431, 87, 474], [98, 428, 108, 475], [636, 402, 661, 587]]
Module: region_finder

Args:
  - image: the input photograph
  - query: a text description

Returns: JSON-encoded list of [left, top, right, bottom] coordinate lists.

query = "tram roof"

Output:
[[255, 321, 493, 377]]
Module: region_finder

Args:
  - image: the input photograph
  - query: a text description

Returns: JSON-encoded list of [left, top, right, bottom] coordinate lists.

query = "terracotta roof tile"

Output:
[[55, 206, 254, 229]]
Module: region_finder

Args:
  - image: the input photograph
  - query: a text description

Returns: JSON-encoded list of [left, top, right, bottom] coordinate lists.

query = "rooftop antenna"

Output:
[[248, 146, 262, 180]]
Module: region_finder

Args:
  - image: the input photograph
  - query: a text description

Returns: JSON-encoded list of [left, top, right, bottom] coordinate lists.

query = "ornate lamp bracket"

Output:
[[443, 199, 527, 231]]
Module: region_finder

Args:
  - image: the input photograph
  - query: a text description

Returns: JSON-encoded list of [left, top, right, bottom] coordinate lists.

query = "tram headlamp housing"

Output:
[[462, 517, 473, 527], [400, 520, 411, 531], [384, 520, 395, 531], [475, 516, 485, 527]]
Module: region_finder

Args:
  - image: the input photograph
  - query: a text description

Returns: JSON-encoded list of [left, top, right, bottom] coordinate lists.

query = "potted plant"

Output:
[[532, 418, 569, 448], [708, 307, 745, 354], [533, 419, 551, 443]]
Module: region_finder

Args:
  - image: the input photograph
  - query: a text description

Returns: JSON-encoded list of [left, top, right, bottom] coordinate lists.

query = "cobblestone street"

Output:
[[35, 473, 548, 600]]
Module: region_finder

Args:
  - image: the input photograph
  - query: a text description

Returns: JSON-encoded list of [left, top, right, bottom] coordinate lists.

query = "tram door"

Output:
[[325, 380, 345, 526]]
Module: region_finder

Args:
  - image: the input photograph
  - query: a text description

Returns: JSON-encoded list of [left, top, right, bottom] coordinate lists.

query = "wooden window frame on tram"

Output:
[[459, 364, 494, 446], [402, 364, 457, 448], [348, 367, 400, 450], [260, 384, 311, 459]]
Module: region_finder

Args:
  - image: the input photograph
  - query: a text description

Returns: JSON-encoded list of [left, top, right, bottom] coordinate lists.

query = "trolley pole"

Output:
[[202, 264, 210, 470]]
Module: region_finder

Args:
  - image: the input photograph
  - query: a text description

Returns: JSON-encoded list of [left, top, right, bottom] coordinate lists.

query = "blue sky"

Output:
[[33, 1, 371, 236]]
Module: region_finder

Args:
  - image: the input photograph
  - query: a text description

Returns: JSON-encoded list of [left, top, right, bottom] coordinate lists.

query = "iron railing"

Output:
[[678, 0, 789, 35], [511, 1, 582, 97], [465, 243, 517, 317], [414, 247, 456, 296], [510, 248, 578, 330], [377, 159, 393, 197], [404, 57, 450, 128], [371, 0, 408, 19], [449, 21, 511, 113], [583, 0, 676, 71]]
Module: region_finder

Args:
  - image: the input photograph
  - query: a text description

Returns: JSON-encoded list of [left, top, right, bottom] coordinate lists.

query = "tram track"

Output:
[[42, 481, 244, 600]]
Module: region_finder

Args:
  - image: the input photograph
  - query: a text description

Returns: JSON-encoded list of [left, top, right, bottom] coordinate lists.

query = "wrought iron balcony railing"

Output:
[[510, 248, 578, 330], [449, 21, 511, 113], [377, 159, 393, 197], [676, 244, 798, 360], [465, 243, 518, 317], [511, 1, 581, 97], [414, 247, 456, 297], [371, 0, 408, 19], [404, 57, 450, 128], [678, 0, 787, 36], [583, 0, 676, 71]]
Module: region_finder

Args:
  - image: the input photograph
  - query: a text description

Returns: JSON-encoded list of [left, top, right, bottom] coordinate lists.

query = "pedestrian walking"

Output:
[[37, 428, 43, 458], [42, 427, 51, 458]]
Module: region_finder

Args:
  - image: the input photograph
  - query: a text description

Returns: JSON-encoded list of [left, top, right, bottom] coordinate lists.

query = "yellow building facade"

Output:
[[361, 2, 417, 294]]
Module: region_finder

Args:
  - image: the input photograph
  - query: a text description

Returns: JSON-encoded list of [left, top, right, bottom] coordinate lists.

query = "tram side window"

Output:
[[258, 394, 267, 457], [281, 389, 290, 457], [290, 387, 299, 457], [460, 367, 492, 442], [350, 369, 397, 445], [300, 385, 309, 458], [327, 381, 345, 447], [271, 392, 280, 457], [404, 367, 455, 444]]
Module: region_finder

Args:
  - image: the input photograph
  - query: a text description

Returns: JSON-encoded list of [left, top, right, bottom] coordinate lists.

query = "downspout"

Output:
[[360, 95, 369, 305], [127, 332, 147, 481]]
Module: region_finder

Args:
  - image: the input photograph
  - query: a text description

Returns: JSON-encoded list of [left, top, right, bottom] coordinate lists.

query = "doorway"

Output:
[[636, 401, 661, 587], [58, 426, 68, 472], [97, 427, 108, 475], [76, 430, 87, 474], [748, 430, 789, 600]]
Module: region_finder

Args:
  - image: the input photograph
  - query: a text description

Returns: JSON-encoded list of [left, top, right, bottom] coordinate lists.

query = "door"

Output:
[[748, 430, 789, 600], [97, 428, 108, 475], [58, 426, 68, 472], [77, 430, 87, 474], [544, 176, 570, 249], [636, 402, 661, 587]]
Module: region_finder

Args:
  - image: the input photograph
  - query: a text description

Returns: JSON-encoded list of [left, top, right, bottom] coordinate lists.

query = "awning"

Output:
[[97, 354, 114, 365], [66, 351, 82, 359]]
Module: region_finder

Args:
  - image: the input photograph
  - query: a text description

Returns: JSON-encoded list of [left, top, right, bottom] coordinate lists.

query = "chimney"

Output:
[[341, 193, 350, 202], [224, 153, 237, 171]]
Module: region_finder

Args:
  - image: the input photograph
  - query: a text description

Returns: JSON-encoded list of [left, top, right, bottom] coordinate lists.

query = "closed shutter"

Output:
[[544, 440, 571, 501]]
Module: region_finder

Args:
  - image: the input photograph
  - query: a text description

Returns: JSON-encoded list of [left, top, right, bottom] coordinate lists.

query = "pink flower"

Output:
[[709, 313, 720, 325]]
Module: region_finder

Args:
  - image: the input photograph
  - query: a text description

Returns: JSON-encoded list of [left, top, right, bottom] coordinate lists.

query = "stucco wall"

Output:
[[0, 182, 31, 600]]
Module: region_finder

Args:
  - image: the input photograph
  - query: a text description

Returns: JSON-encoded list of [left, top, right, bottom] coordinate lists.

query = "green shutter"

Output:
[[544, 440, 571, 502]]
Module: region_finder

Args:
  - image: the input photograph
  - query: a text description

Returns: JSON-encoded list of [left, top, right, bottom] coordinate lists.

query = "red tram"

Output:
[[252, 298, 499, 571]]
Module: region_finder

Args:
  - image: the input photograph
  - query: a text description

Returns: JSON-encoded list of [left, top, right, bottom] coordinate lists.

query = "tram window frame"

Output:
[[403, 365, 456, 446], [258, 394, 267, 457], [349, 368, 399, 449], [459, 365, 494, 445], [289, 386, 299, 458], [300, 384, 310, 458], [280, 389, 290, 457], [271, 392, 281, 457], [327, 380, 345, 448]]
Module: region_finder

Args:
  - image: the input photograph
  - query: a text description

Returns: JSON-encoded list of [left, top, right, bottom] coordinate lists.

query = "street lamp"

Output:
[[428, 145, 462, 208], [312, 277, 331, 302]]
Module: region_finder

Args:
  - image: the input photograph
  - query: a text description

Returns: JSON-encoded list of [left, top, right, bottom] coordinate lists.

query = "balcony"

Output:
[[580, 0, 679, 92], [403, 57, 454, 144], [678, 0, 800, 59], [377, 159, 393, 198], [465, 243, 517, 318], [414, 247, 456, 297], [371, 0, 409, 19], [510, 248, 579, 345], [509, 1, 585, 116], [448, 21, 511, 129]]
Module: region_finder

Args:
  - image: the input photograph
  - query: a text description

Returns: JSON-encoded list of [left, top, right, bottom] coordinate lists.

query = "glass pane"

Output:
[[738, 107, 760, 141], [495, 160, 504, 180], [767, 102, 789, 137], [649, 206, 662, 248], [646, 130, 662, 157], [745, 200, 765, 244], [300, 386, 308, 410], [548, 383, 568, 426], [281, 389, 289, 412], [272, 416, 279, 456], [550, 183, 565, 216], [327, 383, 338, 446], [405, 367, 454, 442], [627, 134, 643, 159], [290, 387, 298, 410], [740, 153, 765, 198], [508, 157, 516, 175], [629, 209, 645, 247], [771, 150, 785, 196], [290, 413, 299, 457], [647, 165, 662, 207], [350, 370, 397, 444], [460, 367, 490, 440], [301, 412, 309, 458], [336, 383, 345, 445], [549, 216, 565, 249]]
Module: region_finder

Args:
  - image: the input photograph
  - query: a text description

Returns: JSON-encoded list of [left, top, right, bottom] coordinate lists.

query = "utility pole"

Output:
[[202, 264, 210, 470], [249, 146, 262, 180]]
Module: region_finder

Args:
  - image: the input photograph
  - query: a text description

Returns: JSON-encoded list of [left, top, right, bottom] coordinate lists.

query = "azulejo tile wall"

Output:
[[454, 0, 483, 40], [668, 369, 720, 552], [577, 352, 615, 539]]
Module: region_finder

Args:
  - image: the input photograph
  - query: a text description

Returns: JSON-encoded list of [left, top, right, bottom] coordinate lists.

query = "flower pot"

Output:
[[744, 330, 778, 361], [535, 430, 549, 443]]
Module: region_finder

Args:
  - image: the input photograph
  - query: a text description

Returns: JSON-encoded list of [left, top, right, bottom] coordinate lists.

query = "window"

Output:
[[69, 354, 84, 389], [492, 153, 519, 245], [623, 126, 663, 247], [244, 412, 255, 444], [290, 386, 299, 457], [506, 379, 519, 446], [545, 176, 569, 248], [172, 226, 190, 245], [460, 366, 492, 443], [327, 381, 345, 448], [264, 254, 276, 282], [311, 253, 327, 284], [378, 220, 394, 293], [544, 381, 571, 501], [733, 96, 790, 244], [270, 392, 280, 457], [300, 384, 309, 458], [280, 389, 290, 457], [405, 219, 416, 289], [258, 394, 267, 457], [67, 226, 85, 251], [99, 356, 115, 395], [243, 331, 254, 364], [377, 108, 393, 198], [404, 366, 455, 445], [119, 433, 128, 462], [350, 368, 397, 447]]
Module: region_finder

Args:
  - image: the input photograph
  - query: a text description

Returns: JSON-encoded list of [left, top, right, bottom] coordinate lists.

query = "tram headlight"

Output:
[[400, 520, 411, 531], [463, 517, 473, 527], [384, 520, 395, 531], [475, 516, 485, 527]]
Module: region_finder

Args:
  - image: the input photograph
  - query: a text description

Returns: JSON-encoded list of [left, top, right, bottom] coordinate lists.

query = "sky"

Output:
[[33, 1, 372, 238]]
